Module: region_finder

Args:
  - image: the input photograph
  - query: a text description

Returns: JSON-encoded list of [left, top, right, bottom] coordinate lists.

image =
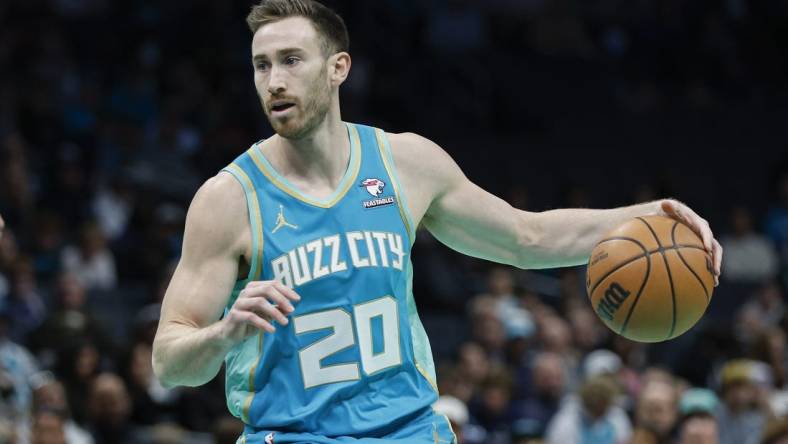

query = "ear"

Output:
[[328, 52, 351, 87]]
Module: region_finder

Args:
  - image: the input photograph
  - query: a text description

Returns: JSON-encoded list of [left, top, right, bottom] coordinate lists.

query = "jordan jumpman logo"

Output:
[[272, 205, 298, 233]]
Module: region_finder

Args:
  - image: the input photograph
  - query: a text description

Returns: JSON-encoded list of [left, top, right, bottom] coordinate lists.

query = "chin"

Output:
[[271, 121, 310, 139], [270, 113, 326, 140]]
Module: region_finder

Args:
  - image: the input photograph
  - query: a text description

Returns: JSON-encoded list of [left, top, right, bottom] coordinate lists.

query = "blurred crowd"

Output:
[[1, 0, 788, 443]]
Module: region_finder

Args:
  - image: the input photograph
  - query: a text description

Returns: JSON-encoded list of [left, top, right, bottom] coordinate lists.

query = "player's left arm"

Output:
[[390, 133, 721, 283]]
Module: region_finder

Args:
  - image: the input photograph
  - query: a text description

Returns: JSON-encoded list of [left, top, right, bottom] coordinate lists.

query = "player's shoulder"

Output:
[[182, 173, 250, 253], [384, 131, 456, 177], [188, 173, 248, 228], [196, 172, 246, 209], [386, 131, 440, 155]]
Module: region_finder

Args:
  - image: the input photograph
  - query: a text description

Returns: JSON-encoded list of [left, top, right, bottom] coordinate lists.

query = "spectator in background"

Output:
[[678, 414, 719, 444], [634, 380, 678, 444], [455, 342, 491, 403], [29, 272, 110, 362], [0, 141, 36, 237], [567, 306, 607, 355], [516, 351, 566, 428], [469, 300, 509, 363], [469, 366, 517, 444], [5, 255, 46, 342], [538, 315, 578, 386], [124, 341, 180, 426], [743, 281, 786, 331], [30, 372, 93, 444], [58, 341, 103, 426], [0, 213, 4, 240], [716, 359, 773, 444], [0, 305, 39, 440], [60, 221, 117, 291], [85, 372, 144, 444], [751, 326, 787, 389], [721, 206, 779, 284], [43, 150, 91, 230], [32, 212, 67, 281], [471, 267, 535, 361], [92, 178, 135, 243], [675, 388, 719, 443], [30, 407, 67, 444], [761, 418, 788, 444], [546, 374, 632, 444]]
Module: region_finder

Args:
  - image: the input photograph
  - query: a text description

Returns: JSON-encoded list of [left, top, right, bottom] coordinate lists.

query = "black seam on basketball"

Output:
[[588, 243, 704, 293], [636, 217, 662, 247], [619, 246, 652, 337], [589, 238, 649, 296], [595, 236, 648, 245], [662, 251, 677, 339], [637, 217, 677, 340], [671, 222, 710, 303], [673, 245, 706, 251]]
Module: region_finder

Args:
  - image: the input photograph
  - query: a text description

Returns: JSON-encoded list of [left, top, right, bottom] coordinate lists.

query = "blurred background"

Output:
[[1, 0, 787, 443]]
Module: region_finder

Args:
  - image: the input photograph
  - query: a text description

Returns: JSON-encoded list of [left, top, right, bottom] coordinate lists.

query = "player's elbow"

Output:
[[151, 338, 184, 388], [151, 342, 172, 385]]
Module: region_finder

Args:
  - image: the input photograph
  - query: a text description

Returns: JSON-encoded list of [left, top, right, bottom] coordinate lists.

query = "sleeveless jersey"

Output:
[[220, 122, 456, 444]]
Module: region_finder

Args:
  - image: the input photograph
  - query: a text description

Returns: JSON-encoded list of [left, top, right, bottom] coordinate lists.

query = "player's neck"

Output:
[[267, 112, 350, 190]]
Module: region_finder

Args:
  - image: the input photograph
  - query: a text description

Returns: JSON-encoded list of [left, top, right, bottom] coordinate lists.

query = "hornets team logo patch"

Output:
[[264, 432, 275, 444], [360, 178, 396, 209]]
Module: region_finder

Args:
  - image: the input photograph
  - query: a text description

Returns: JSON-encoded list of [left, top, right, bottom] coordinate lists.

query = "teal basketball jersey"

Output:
[[220, 123, 456, 444]]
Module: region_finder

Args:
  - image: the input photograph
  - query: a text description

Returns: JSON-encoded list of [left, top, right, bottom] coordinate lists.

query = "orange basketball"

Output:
[[585, 215, 715, 342]]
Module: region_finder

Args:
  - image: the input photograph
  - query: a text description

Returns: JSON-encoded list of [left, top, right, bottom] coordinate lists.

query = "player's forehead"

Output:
[[251, 16, 322, 58]]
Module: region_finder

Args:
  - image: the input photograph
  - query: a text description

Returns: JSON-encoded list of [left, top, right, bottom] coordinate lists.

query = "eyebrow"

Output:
[[252, 48, 306, 61]]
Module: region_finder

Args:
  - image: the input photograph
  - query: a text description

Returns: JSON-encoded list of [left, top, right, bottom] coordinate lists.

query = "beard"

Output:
[[262, 69, 332, 140]]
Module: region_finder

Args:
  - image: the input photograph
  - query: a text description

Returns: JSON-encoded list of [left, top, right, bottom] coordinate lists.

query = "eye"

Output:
[[285, 56, 300, 66], [255, 61, 269, 72]]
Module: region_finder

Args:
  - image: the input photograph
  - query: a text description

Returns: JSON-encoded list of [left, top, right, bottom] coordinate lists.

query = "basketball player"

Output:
[[151, 1, 723, 443]]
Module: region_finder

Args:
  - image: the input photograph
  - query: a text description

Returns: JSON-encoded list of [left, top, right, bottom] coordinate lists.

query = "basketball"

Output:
[[586, 215, 715, 343]]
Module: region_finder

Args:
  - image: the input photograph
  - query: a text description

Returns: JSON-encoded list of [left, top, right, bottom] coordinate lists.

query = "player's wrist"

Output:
[[213, 319, 243, 350]]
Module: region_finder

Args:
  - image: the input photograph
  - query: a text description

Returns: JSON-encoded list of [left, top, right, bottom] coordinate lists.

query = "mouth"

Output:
[[270, 101, 296, 115]]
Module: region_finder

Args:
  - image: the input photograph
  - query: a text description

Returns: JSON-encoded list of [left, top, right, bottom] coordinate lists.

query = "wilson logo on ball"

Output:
[[596, 282, 630, 322]]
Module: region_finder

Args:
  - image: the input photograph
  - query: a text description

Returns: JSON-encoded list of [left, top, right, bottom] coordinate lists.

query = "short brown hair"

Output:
[[246, 0, 349, 56]]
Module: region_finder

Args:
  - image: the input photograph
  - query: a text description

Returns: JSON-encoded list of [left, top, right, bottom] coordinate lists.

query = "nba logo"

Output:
[[264, 432, 275, 444]]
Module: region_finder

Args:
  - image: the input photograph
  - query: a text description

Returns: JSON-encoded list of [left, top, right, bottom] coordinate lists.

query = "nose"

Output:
[[267, 65, 286, 95]]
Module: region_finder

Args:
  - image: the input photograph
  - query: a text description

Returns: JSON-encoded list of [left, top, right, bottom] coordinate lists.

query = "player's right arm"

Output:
[[152, 173, 300, 388]]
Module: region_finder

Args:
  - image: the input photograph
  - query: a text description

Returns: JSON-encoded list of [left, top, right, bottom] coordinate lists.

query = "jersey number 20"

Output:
[[293, 296, 402, 389]]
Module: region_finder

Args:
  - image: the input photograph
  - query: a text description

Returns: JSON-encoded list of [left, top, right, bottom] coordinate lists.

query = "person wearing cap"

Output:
[[716, 359, 774, 444], [678, 415, 719, 444], [675, 388, 720, 444]]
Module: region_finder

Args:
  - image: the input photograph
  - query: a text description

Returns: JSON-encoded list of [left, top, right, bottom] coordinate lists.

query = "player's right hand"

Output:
[[219, 280, 301, 343]]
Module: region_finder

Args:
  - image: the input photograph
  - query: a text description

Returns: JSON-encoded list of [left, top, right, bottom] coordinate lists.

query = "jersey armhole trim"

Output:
[[221, 165, 264, 281], [374, 128, 417, 244]]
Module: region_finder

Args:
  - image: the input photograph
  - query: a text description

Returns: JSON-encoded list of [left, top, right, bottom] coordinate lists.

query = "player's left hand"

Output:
[[659, 199, 722, 286]]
